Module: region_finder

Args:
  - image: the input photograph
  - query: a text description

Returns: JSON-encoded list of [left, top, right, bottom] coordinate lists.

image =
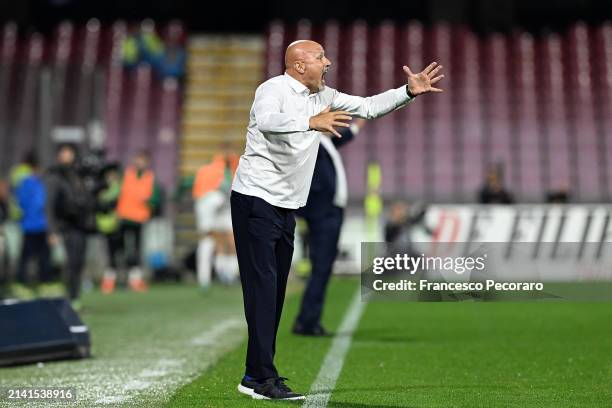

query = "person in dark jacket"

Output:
[[16, 153, 51, 288], [0, 180, 8, 225], [46, 144, 96, 305], [292, 119, 366, 336], [478, 165, 514, 204]]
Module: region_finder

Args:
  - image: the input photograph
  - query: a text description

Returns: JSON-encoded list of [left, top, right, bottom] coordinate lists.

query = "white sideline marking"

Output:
[[191, 319, 242, 345], [95, 319, 243, 405], [303, 289, 366, 408], [140, 369, 169, 378], [95, 395, 129, 404]]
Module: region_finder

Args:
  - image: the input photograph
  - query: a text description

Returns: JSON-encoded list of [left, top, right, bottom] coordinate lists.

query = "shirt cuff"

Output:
[[299, 116, 311, 131], [394, 85, 413, 105]]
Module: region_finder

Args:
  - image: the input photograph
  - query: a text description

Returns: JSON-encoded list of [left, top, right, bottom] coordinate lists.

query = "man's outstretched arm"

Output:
[[330, 62, 444, 120]]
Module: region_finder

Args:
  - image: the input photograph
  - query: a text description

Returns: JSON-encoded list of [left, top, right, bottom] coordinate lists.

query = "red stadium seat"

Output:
[[483, 33, 515, 193], [398, 22, 427, 199], [512, 32, 543, 200], [0, 22, 18, 174], [426, 24, 455, 201], [539, 33, 572, 194], [104, 21, 128, 162], [454, 27, 485, 201], [566, 23, 604, 201]]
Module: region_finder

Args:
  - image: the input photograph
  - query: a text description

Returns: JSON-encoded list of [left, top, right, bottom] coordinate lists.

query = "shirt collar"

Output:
[[284, 72, 311, 96]]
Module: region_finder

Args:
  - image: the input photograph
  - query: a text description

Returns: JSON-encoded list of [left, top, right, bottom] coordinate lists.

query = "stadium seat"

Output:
[[540, 33, 572, 194], [567, 23, 603, 201], [427, 24, 455, 201], [0, 22, 17, 174], [104, 21, 128, 162], [398, 22, 427, 199]]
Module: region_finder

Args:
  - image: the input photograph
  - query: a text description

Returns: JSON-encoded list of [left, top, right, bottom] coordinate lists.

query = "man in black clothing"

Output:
[[46, 144, 96, 304], [292, 119, 365, 336], [478, 165, 514, 204]]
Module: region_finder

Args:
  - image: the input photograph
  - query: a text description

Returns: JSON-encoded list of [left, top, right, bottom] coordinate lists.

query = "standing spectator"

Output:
[[9, 153, 36, 222], [384, 200, 432, 250], [138, 19, 164, 69], [15, 153, 52, 296], [546, 187, 570, 204], [96, 164, 123, 294], [192, 149, 239, 287], [478, 165, 514, 204], [10, 154, 34, 190], [116, 151, 160, 292], [158, 25, 186, 79], [46, 144, 96, 308], [122, 26, 140, 70]]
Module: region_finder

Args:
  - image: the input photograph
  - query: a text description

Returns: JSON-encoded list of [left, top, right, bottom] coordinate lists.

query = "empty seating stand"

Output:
[[264, 20, 612, 203]]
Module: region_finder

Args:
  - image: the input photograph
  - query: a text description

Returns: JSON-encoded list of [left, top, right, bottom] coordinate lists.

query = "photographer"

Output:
[[384, 200, 432, 251], [46, 144, 97, 307]]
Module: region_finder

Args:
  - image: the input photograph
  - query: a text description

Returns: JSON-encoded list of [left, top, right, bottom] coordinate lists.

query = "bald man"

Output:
[[231, 40, 443, 400]]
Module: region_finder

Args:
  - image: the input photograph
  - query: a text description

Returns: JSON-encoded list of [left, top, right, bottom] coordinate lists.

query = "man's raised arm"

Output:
[[330, 62, 444, 120]]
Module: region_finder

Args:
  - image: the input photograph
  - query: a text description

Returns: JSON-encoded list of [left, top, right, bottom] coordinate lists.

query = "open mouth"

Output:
[[321, 68, 329, 83]]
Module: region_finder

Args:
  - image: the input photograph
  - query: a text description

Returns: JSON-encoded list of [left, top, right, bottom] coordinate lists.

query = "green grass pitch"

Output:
[[2, 279, 612, 407]]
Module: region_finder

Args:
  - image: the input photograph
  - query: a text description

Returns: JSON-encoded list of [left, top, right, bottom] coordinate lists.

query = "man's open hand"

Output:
[[309, 106, 352, 138], [403, 62, 444, 96]]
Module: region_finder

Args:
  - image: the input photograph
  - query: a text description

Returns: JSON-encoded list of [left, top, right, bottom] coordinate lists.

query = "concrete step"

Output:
[[182, 122, 247, 134], [185, 89, 255, 99], [183, 109, 250, 122], [176, 229, 199, 244], [189, 35, 264, 51], [178, 34, 263, 180], [187, 54, 264, 64], [176, 212, 196, 227], [187, 75, 260, 87], [185, 99, 253, 109], [186, 61, 262, 71], [184, 82, 257, 93], [181, 137, 246, 148]]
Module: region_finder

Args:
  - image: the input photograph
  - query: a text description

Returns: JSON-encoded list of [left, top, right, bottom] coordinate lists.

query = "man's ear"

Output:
[[295, 61, 305, 74]]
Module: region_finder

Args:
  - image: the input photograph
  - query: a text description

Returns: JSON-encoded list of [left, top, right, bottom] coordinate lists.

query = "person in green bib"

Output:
[[96, 164, 123, 294]]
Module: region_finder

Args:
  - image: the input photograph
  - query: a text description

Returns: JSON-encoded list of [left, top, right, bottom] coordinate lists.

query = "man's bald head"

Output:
[[285, 40, 322, 69], [284, 40, 331, 93]]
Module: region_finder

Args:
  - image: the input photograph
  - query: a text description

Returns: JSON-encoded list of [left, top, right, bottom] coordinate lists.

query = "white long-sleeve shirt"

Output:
[[232, 72, 413, 209]]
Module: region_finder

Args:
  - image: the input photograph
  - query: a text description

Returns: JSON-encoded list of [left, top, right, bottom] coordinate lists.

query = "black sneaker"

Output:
[[292, 322, 330, 337], [237, 376, 258, 396], [252, 377, 305, 400]]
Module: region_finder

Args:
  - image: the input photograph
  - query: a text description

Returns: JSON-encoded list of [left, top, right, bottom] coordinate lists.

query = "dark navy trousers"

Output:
[[230, 191, 295, 380], [295, 206, 343, 329]]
